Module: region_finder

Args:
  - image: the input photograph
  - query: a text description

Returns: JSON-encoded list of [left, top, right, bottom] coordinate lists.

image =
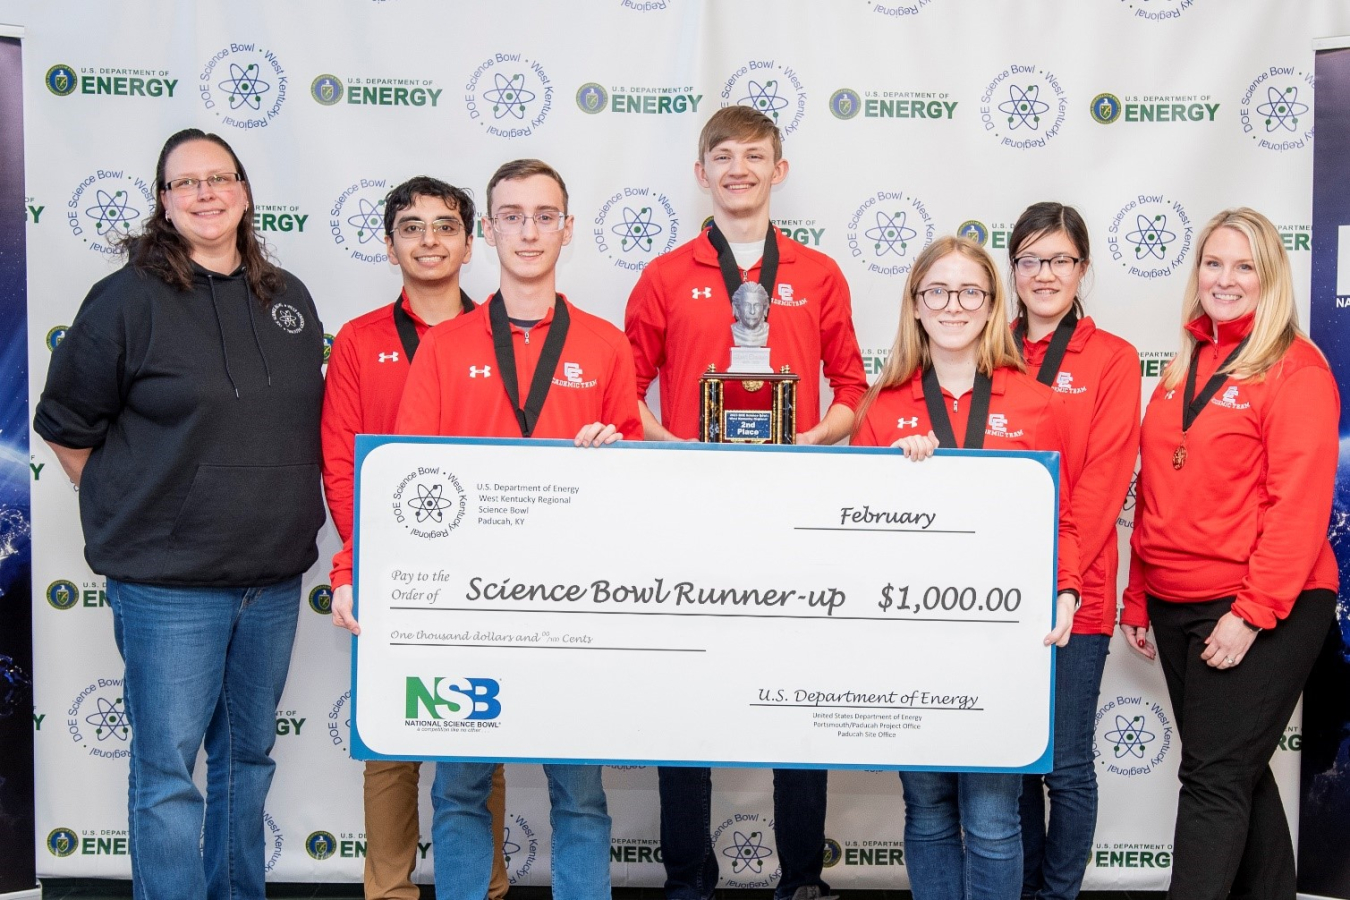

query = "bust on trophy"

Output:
[[699, 281, 798, 443], [729, 281, 773, 373]]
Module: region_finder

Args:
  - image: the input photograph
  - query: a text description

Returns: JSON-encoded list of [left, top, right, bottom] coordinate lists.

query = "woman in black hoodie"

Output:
[[35, 128, 324, 900]]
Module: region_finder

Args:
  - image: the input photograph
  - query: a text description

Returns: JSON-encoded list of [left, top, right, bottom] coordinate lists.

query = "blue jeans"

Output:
[[657, 766, 829, 900], [1019, 633, 1110, 900], [433, 762, 610, 900], [106, 576, 301, 900], [900, 771, 1023, 900]]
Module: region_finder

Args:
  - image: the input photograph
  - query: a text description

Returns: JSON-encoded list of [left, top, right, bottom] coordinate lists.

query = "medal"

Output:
[[1172, 442, 1187, 470], [1177, 335, 1250, 471]]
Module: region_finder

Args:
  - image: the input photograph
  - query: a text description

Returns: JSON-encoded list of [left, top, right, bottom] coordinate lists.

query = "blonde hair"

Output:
[[697, 106, 783, 162], [854, 236, 1023, 430], [1161, 207, 1301, 389]]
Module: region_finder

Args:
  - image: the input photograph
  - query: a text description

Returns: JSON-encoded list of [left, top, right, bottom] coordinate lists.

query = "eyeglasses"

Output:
[[165, 172, 244, 193], [489, 211, 567, 233], [1013, 254, 1082, 276], [393, 218, 464, 240], [917, 287, 989, 311]]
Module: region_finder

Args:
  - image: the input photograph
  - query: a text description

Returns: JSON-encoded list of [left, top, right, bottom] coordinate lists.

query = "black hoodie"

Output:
[[35, 262, 326, 586]]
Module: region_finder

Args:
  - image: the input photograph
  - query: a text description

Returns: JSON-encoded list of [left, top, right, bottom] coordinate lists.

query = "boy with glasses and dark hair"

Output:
[[321, 174, 510, 900]]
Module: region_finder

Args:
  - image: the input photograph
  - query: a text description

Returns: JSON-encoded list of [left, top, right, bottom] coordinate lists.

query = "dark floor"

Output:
[[38, 880, 1167, 900]]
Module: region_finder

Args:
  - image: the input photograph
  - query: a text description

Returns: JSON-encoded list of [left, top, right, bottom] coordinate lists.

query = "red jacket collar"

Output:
[[398, 290, 431, 328], [1020, 314, 1096, 356], [691, 224, 798, 268], [906, 364, 1012, 400], [1184, 311, 1255, 350], [477, 292, 568, 335]]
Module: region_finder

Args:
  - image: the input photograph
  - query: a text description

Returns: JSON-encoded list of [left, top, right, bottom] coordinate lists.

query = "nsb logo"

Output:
[[1106, 193, 1193, 280], [67, 169, 154, 256], [593, 186, 680, 273], [406, 676, 502, 721], [846, 189, 936, 278], [330, 179, 390, 265], [47, 827, 78, 857], [464, 52, 553, 138], [979, 62, 1068, 150], [1239, 65, 1314, 152], [199, 42, 288, 129], [721, 58, 808, 140]]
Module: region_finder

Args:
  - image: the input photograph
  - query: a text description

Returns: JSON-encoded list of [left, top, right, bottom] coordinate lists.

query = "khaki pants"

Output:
[[364, 760, 509, 899]]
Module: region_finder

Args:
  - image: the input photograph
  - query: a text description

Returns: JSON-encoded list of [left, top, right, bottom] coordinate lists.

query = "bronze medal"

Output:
[[1172, 443, 1187, 470]]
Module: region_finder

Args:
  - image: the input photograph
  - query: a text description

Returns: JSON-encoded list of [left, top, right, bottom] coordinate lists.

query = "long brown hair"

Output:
[[119, 128, 284, 304], [854, 236, 1023, 430]]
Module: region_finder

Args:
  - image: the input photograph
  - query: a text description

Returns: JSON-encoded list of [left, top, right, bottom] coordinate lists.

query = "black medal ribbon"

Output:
[[487, 292, 570, 438], [921, 366, 992, 450], [393, 289, 476, 362], [706, 222, 780, 312], [1013, 308, 1078, 387], [1182, 335, 1251, 433]]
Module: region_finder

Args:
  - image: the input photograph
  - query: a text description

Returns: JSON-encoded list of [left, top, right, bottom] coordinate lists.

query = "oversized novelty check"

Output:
[[351, 437, 1061, 773]]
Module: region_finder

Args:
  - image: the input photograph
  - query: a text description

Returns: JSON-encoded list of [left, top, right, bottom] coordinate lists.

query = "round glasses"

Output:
[[917, 287, 989, 311]]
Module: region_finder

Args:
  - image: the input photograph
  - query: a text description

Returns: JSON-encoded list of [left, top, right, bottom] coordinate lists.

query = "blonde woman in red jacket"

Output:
[[1008, 203, 1140, 900], [1121, 207, 1338, 900]]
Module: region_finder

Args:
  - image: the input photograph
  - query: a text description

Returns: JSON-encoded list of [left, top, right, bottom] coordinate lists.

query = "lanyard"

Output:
[[705, 223, 780, 312], [392, 289, 475, 362], [487, 292, 570, 438], [1173, 335, 1250, 469], [1013, 308, 1078, 387], [921, 367, 992, 450]]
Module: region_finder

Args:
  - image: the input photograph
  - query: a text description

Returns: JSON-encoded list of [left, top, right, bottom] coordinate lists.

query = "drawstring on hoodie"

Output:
[[206, 271, 273, 399]]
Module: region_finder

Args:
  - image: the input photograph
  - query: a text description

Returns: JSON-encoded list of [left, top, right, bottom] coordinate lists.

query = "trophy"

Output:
[[699, 282, 799, 444]]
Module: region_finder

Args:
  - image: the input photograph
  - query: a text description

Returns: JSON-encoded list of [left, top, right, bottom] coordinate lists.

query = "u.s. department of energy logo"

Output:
[[576, 81, 702, 116], [45, 64, 78, 96], [1239, 65, 1313, 152], [829, 88, 861, 120], [594, 187, 680, 273], [330, 179, 390, 265], [44, 63, 178, 100], [979, 63, 1067, 149], [67, 169, 154, 256], [822, 837, 843, 868], [392, 467, 468, 538], [306, 831, 338, 860], [312, 73, 444, 109], [1119, 0, 1196, 21], [721, 59, 807, 140], [465, 52, 553, 138], [504, 813, 540, 884], [958, 220, 989, 246], [47, 827, 78, 857], [846, 189, 935, 278], [712, 812, 781, 888], [1106, 193, 1193, 280], [1091, 91, 1218, 126], [68, 678, 131, 760], [200, 42, 287, 129], [46, 579, 80, 610], [1095, 695, 1173, 777], [311, 74, 343, 105], [46, 326, 69, 351], [829, 87, 957, 123], [576, 83, 608, 113], [308, 584, 333, 614]]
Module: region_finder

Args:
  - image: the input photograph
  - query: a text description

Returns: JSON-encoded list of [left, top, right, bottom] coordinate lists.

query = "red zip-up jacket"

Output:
[[625, 226, 867, 438], [854, 366, 1083, 597], [1122, 313, 1339, 630], [396, 296, 643, 442], [1022, 317, 1140, 635]]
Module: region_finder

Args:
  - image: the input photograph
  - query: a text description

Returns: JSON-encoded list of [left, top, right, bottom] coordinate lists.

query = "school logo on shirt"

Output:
[[985, 412, 1024, 439], [378, 351, 400, 363], [691, 286, 713, 299], [896, 416, 919, 430], [1212, 385, 1251, 409], [271, 303, 305, 334], [1053, 371, 1087, 394], [553, 361, 598, 389], [469, 365, 492, 378], [773, 283, 807, 307]]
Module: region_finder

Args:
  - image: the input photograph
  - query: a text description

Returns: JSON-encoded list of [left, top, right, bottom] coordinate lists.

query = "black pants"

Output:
[[1149, 589, 1335, 900]]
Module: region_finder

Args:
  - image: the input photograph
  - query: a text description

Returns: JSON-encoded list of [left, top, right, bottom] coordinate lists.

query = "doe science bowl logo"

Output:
[[200, 42, 287, 129], [47, 827, 79, 857], [593, 186, 680, 273], [67, 169, 154, 256], [263, 810, 284, 873], [330, 179, 390, 265], [464, 52, 553, 138], [504, 812, 540, 885], [846, 189, 935, 277], [1119, 0, 1197, 22], [979, 63, 1067, 149], [712, 811, 781, 888], [327, 689, 352, 755], [68, 677, 131, 760], [1239, 65, 1314, 152], [1106, 193, 1193, 280], [863, 0, 941, 17], [721, 58, 807, 139], [1095, 694, 1173, 777], [392, 466, 468, 538]]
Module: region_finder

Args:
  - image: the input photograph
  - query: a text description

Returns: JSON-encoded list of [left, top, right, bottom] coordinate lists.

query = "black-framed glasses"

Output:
[[489, 211, 567, 233], [917, 287, 989, 311], [165, 172, 244, 193], [1013, 254, 1082, 276], [393, 218, 464, 240]]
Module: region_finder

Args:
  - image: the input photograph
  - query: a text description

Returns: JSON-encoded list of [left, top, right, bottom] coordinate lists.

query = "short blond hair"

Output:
[[697, 106, 782, 162]]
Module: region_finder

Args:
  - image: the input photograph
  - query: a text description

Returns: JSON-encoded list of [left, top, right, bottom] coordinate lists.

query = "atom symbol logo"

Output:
[[410, 483, 453, 523], [218, 62, 271, 111], [85, 189, 139, 235], [1104, 714, 1156, 758], [722, 829, 774, 873], [277, 308, 298, 329], [346, 198, 386, 244], [1125, 214, 1176, 260], [999, 84, 1050, 131], [1256, 86, 1308, 133], [485, 73, 536, 120], [85, 696, 130, 742], [740, 80, 789, 120], [865, 211, 917, 257], [502, 827, 523, 864], [611, 206, 664, 253]]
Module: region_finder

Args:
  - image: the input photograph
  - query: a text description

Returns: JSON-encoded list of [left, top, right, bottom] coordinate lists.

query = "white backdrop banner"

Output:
[[11, 0, 1348, 889]]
